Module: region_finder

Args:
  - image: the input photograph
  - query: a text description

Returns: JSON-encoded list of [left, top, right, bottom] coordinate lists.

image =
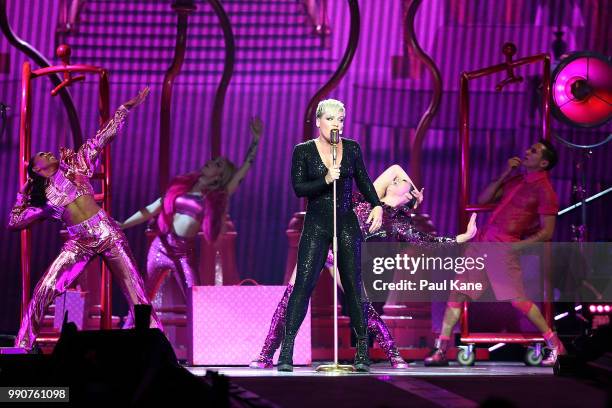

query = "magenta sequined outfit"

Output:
[[145, 192, 206, 301], [8, 106, 161, 350], [352, 192, 456, 245], [145, 232, 198, 300]]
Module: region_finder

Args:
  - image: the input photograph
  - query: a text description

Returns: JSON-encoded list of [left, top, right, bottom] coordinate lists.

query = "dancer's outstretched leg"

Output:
[[365, 302, 408, 368]]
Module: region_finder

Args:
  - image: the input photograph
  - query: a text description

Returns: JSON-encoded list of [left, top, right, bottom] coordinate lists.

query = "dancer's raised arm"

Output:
[[121, 197, 162, 229], [226, 116, 263, 195]]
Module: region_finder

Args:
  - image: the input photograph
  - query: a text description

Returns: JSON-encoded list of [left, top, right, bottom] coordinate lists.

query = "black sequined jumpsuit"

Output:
[[286, 138, 382, 338]]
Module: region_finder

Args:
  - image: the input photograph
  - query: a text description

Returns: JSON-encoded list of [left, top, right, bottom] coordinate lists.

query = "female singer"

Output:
[[276, 99, 383, 372], [251, 165, 477, 369]]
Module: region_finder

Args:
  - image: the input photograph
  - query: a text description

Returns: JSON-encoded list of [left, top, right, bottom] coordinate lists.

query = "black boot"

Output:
[[353, 328, 371, 372], [277, 331, 296, 372]]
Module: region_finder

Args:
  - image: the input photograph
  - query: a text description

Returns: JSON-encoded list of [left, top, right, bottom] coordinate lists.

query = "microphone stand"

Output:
[[316, 131, 354, 373]]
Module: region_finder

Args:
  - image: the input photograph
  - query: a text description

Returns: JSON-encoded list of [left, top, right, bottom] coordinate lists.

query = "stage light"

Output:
[[589, 305, 596, 313], [551, 52, 612, 128], [554, 312, 569, 321], [574, 305, 582, 311], [604, 305, 611, 313], [596, 305, 603, 313]]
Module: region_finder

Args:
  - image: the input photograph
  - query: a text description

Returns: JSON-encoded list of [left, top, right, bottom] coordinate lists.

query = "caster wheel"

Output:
[[524, 346, 543, 366], [457, 347, 475, 366]]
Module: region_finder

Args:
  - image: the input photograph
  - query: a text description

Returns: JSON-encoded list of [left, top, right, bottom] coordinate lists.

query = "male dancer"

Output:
[[425, 139, 565, 367]]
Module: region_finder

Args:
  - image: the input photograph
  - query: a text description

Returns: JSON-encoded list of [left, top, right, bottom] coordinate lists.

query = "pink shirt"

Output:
[[481, 171, 559, 241], [174, 193, 205, 223]]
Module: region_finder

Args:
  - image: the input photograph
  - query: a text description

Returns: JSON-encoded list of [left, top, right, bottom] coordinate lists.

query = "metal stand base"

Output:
[[315, 363, 355, 373]]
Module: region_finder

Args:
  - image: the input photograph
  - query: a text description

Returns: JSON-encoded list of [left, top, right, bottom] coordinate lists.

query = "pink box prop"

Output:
[[54, 289, 86, 330], [188, 285, 311, 365]]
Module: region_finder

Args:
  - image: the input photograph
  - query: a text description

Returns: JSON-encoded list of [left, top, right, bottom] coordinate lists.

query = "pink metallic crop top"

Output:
[[174, 193, 205, 223], [8, 106, 129, 228]]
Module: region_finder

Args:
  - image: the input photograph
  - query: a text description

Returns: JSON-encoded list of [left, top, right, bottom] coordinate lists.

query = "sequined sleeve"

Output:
[[393, 214, 457, 246], [291, 144, 329, 198], [73, 105, 130, 176], [7, 192, 48, 230], [352, 141, 382, 208]]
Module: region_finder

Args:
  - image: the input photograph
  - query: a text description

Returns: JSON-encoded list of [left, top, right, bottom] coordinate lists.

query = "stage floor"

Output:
[[184, 363, 610, 407], [185, 361, 552, 377]]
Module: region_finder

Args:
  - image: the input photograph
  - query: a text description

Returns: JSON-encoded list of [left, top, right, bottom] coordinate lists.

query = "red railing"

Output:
[[457, 44, 553, 341], [1, 0, 83, 144], [19, 47, 113, 329], [458, 45, 551, 230]]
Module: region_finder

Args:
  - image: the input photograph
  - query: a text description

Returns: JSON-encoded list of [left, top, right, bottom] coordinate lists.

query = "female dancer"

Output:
[[276, 99, 383, 372], [8, 88, 161, 351], [120, 117, 262, 304], [251, 165, 477, 369]]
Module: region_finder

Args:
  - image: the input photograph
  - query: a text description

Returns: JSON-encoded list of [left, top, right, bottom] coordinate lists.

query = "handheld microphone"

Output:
[[330, 129, 340, 145]]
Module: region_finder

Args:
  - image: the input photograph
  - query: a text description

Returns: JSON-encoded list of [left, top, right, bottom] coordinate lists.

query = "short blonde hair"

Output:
[[316, 99, 345, 118]]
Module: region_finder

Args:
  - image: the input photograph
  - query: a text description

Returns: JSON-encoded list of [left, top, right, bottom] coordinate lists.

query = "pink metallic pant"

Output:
[[145, 233, 198, 301], [15, 210, 162, 350]]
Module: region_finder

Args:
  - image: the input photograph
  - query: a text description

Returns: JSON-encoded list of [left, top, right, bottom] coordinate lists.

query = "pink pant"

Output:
[[15, 210, 161, 350], [145, 233, 198, 301], [452, 227, 526, 301]]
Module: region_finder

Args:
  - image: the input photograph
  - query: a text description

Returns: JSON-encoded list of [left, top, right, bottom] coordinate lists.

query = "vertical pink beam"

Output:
[[461, 301, 469, 338], [99, 70, 112, 329], [19, 61, 32, 321], [541, 56, 552, 324], [542, 55, 551, 141], [458, 73, 470, 232]]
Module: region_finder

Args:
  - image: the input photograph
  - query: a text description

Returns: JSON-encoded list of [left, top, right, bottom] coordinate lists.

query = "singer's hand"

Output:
[[325, 165, 340, 184], [367, 206, 383, 233], [499, 156, 521, 181], [507, 157, 521, 171]]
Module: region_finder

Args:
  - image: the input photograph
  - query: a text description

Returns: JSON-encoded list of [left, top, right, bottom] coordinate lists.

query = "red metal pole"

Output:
[[458, 73, 470, 232], [542, 55, 551, 141], [19, 61, 32, 321], [463, 54, 548, 80], [457, 49, 554, 342], [99, 70, 112, 330], [461, 301, 469, 338]]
